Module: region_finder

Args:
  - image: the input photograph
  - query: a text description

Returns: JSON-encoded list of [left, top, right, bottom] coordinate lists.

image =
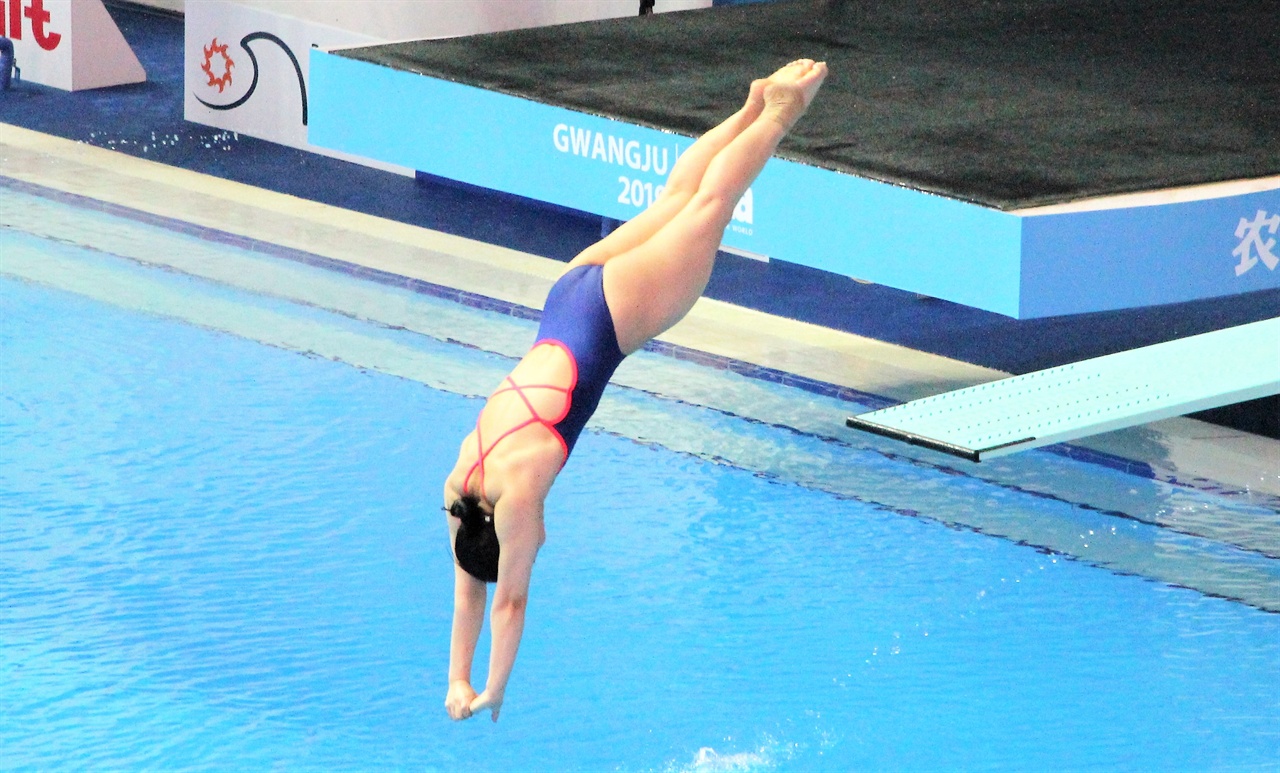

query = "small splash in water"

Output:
[[667, 739, 794, 772]]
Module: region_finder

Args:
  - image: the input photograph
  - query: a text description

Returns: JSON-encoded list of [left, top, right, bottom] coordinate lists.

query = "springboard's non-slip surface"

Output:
[[847, 318, 1280, 461], [337, 0, 1280, 210]]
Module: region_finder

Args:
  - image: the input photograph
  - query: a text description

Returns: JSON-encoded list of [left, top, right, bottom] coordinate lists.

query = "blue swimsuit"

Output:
[[462, 265, 626, 497], [534, 264, 627, 453]]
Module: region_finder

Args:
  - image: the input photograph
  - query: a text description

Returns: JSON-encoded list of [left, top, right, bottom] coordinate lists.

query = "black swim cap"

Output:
[[451, 495, 499, 583]]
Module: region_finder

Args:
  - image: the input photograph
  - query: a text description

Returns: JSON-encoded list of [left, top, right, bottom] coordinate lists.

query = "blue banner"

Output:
[[311, 49, 1277, 319]]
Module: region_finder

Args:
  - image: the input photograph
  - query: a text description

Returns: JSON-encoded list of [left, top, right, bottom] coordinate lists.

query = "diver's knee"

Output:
[[685, 190, 736, 235]]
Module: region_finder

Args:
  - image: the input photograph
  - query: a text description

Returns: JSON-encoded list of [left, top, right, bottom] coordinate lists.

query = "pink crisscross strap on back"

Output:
[[461, 375, 571, 502]]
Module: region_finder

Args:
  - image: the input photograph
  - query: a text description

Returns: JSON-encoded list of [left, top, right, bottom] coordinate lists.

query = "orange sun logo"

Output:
[[200, 37, 235, 92]]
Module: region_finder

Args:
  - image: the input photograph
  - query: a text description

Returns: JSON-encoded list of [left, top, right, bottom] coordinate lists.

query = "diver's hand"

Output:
[[446, 679, 478, 720], [469, 688, 504, 722]]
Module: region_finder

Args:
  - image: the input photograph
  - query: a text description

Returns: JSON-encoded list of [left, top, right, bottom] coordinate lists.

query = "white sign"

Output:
[[184, 0, 395, 169], [0, 0, 144, 91], [183, 0, 710, 172]]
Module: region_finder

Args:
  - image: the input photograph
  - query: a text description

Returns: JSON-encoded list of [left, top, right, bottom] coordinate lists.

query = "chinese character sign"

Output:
[[1234, 209, 1280, 276]]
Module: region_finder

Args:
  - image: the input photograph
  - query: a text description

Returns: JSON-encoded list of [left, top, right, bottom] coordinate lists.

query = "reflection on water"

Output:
[[3, 272, 1278, 771], [5, 188, 1278, 609], [2, 197, 1279, 771]]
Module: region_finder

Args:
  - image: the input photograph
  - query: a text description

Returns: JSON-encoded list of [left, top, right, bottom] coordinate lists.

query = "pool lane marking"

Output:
[[0, 124, 1005, 400]]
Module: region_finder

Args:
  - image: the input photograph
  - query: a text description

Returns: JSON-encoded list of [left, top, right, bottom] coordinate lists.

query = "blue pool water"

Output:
[[2, 198, 1279, 771]]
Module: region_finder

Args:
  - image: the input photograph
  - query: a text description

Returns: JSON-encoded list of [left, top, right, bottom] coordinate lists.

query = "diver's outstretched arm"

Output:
[[468, 493, 544, 722], [445, 563, 487, 720]]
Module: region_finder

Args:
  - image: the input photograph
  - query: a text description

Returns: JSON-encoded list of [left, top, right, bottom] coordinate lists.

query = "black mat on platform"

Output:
[[341, 0, 1279, 210]]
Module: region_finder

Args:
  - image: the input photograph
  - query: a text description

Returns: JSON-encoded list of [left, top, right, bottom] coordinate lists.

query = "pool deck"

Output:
[[2, 122, 1278, 498]]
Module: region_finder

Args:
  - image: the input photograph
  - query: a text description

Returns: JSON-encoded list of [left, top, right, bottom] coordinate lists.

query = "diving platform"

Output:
[[845, 318, 1280, 461], [308, 0, 1279, 319]]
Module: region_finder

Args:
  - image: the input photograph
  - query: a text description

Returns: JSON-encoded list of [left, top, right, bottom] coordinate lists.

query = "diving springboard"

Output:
[[846, 318, 1280, 462]]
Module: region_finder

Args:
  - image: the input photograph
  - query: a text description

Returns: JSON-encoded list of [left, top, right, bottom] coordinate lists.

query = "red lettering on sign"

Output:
[[25, 0, 60, 50], [0, 0, 63, 50], [3, 0, 23, 40]]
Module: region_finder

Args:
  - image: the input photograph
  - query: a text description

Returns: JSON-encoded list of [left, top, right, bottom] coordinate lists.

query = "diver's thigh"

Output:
[[601, 200, 726, 353]]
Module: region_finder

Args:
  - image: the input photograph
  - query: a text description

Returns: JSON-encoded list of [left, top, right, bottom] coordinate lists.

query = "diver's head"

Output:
[[450, 495, 499, 583]]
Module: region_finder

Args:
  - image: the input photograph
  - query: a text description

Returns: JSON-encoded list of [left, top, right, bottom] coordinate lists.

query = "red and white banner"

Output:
[[0, 0, 145, 91]]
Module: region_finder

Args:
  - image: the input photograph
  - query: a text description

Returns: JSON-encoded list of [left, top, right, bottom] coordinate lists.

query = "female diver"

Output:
[[442, 59, 828, 722]]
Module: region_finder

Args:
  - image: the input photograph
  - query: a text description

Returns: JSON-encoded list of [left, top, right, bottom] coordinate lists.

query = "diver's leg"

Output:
[[602, 61, 828, 354], [566, 66, 813, 269]]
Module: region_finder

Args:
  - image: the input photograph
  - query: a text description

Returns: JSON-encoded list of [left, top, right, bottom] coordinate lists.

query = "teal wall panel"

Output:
[[311, 50, 1275, 320]]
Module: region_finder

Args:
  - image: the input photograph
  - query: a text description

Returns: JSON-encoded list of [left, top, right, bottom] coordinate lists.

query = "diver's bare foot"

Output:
[[744, 59, 816, 125], [763, 59, 827, 129], [746, 78, 768, 115], [769, 58, 816, 83]]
